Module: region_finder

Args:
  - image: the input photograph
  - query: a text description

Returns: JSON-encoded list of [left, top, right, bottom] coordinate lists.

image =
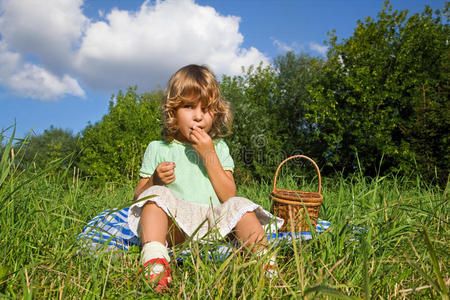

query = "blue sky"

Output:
[[0, 0, 446, 139]]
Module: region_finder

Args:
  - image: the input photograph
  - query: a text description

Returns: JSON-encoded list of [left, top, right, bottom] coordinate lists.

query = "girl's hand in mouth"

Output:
[[189, 126, 214, 159]]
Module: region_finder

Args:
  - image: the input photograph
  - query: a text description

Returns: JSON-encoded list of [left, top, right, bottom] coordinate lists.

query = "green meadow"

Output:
[[0, 134, 448, 299], [0, 2, 448, 299]]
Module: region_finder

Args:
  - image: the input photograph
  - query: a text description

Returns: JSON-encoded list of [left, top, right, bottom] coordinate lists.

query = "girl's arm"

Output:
[[190, 127, 236, 202], [204, 156, 236, 203], [134, 162, 176, 200], [134, 177, 153, 200]]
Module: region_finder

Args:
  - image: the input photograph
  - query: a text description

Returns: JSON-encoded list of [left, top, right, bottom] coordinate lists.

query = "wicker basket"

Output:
[[270, 155, 323, 232]]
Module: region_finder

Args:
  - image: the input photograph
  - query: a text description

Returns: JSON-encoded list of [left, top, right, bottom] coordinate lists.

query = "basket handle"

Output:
[[272, 155, 321, 194]]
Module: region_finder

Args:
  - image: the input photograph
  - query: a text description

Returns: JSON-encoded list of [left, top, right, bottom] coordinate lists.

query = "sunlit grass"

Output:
[[0, 131, 448, 298]]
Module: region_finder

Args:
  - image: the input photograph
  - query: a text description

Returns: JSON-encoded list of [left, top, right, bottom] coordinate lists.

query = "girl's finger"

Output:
[[164, 175, 175, 183], [159, 167, 175, 175], [190, 132, 200, 142], [193, 127, 206, 137], [159, 170, 174, 179], [195, 127, 210, 140], [193, 128, 208, 140], [160, 170, 173, 178], [159, 162, 175, 171]]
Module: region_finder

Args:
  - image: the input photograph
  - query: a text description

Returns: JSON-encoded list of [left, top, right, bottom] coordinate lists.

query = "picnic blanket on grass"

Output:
[[77, 207, 331, 260]]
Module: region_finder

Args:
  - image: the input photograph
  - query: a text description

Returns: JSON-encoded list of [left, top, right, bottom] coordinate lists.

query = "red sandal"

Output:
[[264, 264, 279, 279], [137, 258, 172, 293]]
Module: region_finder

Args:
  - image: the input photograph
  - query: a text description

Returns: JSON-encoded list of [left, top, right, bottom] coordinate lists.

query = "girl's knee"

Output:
[[240, 211, 260, 224], [235, 212, 264, 234], [142, 201, 168, 217]]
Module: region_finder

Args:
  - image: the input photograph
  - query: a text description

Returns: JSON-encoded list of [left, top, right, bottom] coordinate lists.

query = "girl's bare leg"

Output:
[[234, 211, 268, 251], [234, 211, 279, 278], [140, 202, 186, 247], [139, 202, 186, 291]]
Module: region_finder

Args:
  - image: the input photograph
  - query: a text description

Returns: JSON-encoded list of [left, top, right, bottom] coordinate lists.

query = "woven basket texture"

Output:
[[270, 155, 323, 232]]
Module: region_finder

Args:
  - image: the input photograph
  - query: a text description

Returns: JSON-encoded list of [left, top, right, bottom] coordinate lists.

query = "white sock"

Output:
[[257, 248, 277, 266], [257, 249, 278, 278], [141, 241, 170, 275]]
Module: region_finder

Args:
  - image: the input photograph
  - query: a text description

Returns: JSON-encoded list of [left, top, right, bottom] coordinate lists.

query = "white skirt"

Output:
[[127, 185, 284, 241]]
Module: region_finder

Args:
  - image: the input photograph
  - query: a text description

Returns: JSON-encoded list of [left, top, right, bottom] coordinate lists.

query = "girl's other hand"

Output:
[[190, 126, 215, 159], [154, 162, 176, 185]]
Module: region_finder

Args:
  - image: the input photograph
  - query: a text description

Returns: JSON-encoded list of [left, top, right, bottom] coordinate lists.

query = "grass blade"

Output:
[[303, 285, 363, 300], [423, 228, 449, 298], [362, 236, 371, 300]]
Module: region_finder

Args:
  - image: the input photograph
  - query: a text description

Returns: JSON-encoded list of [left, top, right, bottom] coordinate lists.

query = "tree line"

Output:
[[8, 3, 449, 186]]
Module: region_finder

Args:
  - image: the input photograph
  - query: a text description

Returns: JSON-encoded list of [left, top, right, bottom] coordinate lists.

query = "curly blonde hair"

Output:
[[162, 64, 233, 141]]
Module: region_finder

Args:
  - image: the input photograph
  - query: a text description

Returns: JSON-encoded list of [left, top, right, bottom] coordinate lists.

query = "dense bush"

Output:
[[307, 4, 449, 184], [14, 126, 80, 172], [78, 87, 163, 183], [222, 54, 324, 182]]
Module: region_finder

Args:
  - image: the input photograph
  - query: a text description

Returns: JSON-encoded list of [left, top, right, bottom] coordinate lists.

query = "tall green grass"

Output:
[[0, 131, 448, 298]]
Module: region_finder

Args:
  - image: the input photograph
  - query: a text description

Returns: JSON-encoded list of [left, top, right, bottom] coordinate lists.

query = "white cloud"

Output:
[[273, 39, 294, 53], [273, 39, 328, 57], [8, 64, 85, 101], [0, 42, 85, 101], [74, 0, 269, 91], [0, 0, 88, 74], [0, 0, 268, 100], [0, 0, 87, 100], [309, 42, 328, 56], [272, 39, 306, 54]]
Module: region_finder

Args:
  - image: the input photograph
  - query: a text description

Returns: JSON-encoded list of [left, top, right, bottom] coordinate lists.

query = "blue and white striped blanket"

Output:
[[77, 207, 331, 259]]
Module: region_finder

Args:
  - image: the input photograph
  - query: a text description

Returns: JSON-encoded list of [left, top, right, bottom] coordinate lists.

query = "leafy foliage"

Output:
[[221, 64, 282, 182], [11, 2, 448, 187], [307, 3, 449, 183], [272, 52, 326, 165], [79, 87, 163, 183], [15, 126, 80, 171], [222, 55, 323, 182]]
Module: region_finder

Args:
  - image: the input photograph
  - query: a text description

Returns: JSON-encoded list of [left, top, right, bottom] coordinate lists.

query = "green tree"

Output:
[[222, 55, 323, 182], [15, 126, 80, 171], [221, 64, 283, 182], [272, 52, 325, 164], [308, 2, 449, 183], [79, 87, 163, 182]]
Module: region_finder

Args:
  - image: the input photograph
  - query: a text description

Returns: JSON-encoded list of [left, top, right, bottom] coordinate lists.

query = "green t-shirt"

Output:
[[139, 139, 234, 206]]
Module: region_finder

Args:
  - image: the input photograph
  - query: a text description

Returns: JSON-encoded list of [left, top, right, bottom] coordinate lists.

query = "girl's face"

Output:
[[174, 100, 214, 143]]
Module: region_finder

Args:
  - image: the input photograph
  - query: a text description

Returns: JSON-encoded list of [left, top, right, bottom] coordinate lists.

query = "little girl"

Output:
[[128, 64, 283, 292]]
